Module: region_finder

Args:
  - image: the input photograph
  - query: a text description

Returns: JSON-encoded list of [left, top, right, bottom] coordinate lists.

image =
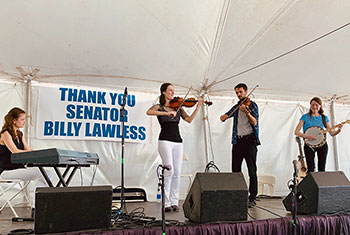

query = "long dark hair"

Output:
[[159, 83, 172, 106], [309, 97, 324, 117], [1, 107, 25, 140]]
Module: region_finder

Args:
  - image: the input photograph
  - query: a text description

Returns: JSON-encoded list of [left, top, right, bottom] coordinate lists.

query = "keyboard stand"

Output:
[[37, 165, 89, 187], [38, 166, 54, 187]]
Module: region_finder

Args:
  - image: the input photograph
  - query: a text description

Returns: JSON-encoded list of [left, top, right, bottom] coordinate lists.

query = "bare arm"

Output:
[[146, 104, 176, 117], [294, 120, 316, 140], [21, 136, 33, 151], [184, 98, 203, 123], [327, 122, 342, 136], [1, 132, 27, 153]]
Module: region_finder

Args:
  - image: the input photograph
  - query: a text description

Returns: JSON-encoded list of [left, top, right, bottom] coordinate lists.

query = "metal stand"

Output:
[[119, 87, 128, 215], [291, 160, 298, 235], [159, 165, 167, 235]]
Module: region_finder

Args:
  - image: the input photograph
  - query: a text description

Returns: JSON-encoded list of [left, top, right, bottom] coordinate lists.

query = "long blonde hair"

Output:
[[1, 107, 25, 140]]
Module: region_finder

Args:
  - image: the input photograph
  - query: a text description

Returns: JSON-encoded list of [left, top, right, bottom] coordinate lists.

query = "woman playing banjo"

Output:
[[294, 97, 343, 172]]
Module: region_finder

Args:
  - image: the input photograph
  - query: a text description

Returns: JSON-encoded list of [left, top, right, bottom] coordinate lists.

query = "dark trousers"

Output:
[[232, 136, 258, 202], [304, 143, 328, 172]]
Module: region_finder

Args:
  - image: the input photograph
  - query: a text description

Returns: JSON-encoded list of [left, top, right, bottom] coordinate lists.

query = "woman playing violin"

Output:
[[146, 83, 203, 212]]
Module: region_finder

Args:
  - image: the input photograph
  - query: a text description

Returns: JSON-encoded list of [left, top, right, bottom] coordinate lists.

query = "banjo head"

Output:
[[304, 126, 326, 148]]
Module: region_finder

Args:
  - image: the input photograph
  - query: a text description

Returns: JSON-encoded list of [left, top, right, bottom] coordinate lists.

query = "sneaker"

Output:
[[165, 207, 172, 212], [171, 205, 179, 212]]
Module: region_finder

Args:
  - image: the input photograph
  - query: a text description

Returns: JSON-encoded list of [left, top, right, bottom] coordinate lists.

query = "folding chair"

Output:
[[0, 175, 32, 218]]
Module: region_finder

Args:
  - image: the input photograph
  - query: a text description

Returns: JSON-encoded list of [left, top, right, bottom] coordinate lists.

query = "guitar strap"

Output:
[[321, 114, 327, 128]]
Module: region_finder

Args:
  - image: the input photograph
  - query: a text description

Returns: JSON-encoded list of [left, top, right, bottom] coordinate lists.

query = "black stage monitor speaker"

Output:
[[34, 185, 112, 234], [183, 172, 248, 223], [283, 171, 350, 215]]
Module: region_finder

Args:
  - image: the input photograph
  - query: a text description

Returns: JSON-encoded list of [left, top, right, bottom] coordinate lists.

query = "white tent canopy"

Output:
[[1, 0, 350, 199]]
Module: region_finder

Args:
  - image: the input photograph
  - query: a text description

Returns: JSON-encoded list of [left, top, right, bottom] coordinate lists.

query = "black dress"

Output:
[[0, 130, 25, 171]]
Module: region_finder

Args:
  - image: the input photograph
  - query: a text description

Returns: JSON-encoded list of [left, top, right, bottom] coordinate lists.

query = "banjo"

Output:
[[304, 120, 350, 148]]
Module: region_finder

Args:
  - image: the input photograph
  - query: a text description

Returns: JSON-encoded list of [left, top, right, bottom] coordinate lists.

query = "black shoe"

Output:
[[165, 207, 172, 212], [248, 200, 256, 208], [171, 205, 179, 212], [31, 208, 35, 219]]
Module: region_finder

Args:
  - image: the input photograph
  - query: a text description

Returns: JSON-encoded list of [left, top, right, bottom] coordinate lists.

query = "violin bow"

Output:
[[175, 86, 193, 115], [226, 84, 259, 119]]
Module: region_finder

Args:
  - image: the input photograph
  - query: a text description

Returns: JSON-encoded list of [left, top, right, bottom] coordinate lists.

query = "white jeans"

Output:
[[158, 140, 183, 207], [1, 167, 53, 206]]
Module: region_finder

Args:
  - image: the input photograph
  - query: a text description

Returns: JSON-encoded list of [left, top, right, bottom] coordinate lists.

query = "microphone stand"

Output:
[[119, 87, 128, 215], [159, 165, 166, 234], [158, 165, 170, 235], [291, 160, 298, 235]]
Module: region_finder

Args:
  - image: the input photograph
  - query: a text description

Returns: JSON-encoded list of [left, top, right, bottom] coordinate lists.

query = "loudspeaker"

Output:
[[283, 171, 350, 215], [183, 172, 248, 223], [34, 186, 112, 234]]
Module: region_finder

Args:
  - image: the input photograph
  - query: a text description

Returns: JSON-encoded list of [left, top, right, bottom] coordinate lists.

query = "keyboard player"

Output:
[[0, 108, 52, 217]]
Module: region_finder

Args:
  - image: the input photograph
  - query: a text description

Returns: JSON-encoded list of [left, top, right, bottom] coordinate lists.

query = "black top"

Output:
[[0, 130, 25, 171], [156, 105, 185, 143]]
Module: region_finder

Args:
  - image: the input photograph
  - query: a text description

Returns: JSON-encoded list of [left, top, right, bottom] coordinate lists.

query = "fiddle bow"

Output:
[[174, 86, 193, 115]]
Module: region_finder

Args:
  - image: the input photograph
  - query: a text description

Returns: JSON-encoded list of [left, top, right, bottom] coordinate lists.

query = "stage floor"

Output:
[[0, 196, 289, 234]]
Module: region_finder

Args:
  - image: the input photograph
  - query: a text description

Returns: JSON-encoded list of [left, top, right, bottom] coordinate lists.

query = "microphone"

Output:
[[292, 160, 298, 177], [122, 87, 128, 106]]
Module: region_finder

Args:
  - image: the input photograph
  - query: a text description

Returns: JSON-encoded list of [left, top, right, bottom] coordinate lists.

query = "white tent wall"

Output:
[[332, 104, 350, 175], [2, 80, 350, 206]]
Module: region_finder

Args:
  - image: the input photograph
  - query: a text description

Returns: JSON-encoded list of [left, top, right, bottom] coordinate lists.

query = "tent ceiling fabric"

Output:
[[0, 0, 349, 100]]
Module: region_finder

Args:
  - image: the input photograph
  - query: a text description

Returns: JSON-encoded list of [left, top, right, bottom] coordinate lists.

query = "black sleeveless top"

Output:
[[0, 130, 25, 171], [156, 105, 184, 143]]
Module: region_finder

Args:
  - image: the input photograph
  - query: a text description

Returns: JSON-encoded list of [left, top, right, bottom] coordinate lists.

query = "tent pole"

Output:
[[25, 78, 32, 146], [329, 97, 339, 171], [202, 105, 210, 165]]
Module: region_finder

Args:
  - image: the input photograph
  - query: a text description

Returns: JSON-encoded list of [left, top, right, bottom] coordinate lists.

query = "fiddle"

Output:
[[223, 85, 258, 120], [169, 97, 212, 109], [239, 97, 251, 106]]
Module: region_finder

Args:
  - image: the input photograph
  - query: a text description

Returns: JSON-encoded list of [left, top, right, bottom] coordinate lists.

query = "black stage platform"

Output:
[[1, 198, 350, 234]]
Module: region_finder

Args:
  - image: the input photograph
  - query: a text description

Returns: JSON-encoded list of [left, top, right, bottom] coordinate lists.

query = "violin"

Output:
[[224, 85, 258, 120], [169, 97, 213, 109], [239, 97, 251, 106]]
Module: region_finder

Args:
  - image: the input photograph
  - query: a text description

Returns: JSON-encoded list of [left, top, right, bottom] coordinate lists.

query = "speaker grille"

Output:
[[35, 186, 112, 234], [183, 172, 248, 222], [283, 171, 350, 215]]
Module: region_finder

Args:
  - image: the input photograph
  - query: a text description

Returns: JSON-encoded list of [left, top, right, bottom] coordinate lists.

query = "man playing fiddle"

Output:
[[220, 83, 260, 208]]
